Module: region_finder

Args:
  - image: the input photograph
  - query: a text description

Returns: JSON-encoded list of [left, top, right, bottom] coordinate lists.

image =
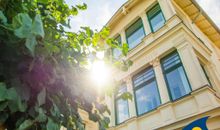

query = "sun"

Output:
[[90, 60, 109, 87]]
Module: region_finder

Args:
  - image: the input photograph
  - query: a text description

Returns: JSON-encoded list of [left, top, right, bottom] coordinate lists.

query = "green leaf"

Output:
[[81, 27, 93, 37], [50, 102, 60, 117], [100, 27, 109, 39], [0, 82, 8, 101], [25, 34, 37, 56], [12, 14, 22, 29], [71, 7, 78, 16], [122, 43, 129, 56], [102, 117, 110, 128], [99, 121, 106, 130], [92, 33, 100, 46], [8, 100, 26, 113], [17, 99, 27, 112], [99, 116, 110, 130], [13, 13, 32, 38], [36, 108, 47, 122], [76, 3, 87, 10], [99, 117, 110, 130], [8, 100, 18, 113], [37, 88, 46, 106], [127, 60, 133, 66], [12, 13, 44, 55], [37, 0, 48, 4], [77, 121, 85, 130], [16, 117, 25, 128], [6, 87, 18, 100], [32, 14, 44, 38], [6, 88, 26, 113], [120, 92, 133, 101], [0, 11, 7, 24], [7, 88, 19, 113], [18, 119, 33, 130], [46, 118, 60, 130], [88, 113, 99, 122]]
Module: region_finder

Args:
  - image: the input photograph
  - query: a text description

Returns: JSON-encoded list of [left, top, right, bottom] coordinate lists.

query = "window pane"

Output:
[[147, 4, 165, 32], [162, 53, 181, 71], [126, 19, 143, 36], [116, 99, 129, 124], [133, 67, 160, 115], [113, 35, 122, 58], [147, 4, 161, 18], [135, 81, 161, 115], [150, 12, 165, 32], [116, 84, 127, 97], [133, 68, 155, 87], [126, 19, 145, 49], [115, 84, 129, 124], [127, 28, 145, 49], [165, 66, 191, 100], [113, 48, 121, 59], [161, 52, 191, 100]]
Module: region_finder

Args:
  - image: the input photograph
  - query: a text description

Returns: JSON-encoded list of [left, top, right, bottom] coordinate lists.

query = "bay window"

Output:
[[161, 51, 191, 100]]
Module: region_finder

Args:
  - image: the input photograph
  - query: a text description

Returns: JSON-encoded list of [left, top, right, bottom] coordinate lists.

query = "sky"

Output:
[[65, 0, 220, 32]]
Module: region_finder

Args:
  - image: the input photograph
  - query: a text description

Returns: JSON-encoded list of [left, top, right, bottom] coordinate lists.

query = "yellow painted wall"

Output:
[[106, 0, 220, 130]]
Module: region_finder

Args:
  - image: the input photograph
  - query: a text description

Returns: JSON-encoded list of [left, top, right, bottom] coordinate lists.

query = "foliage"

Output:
[[0, 0, 131, 130]]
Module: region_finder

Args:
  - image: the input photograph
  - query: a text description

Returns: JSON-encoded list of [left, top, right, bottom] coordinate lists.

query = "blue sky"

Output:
[[65, 0, 220, 32]]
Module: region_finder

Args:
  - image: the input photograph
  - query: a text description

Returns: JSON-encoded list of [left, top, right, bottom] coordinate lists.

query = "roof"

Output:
[[105, 0, 140, 28], [106, 0, 220, 48], [173, 0, 220, 48]]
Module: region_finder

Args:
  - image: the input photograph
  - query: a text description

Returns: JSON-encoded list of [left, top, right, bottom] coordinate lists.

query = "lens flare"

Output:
[[91, 60, 109, 87]]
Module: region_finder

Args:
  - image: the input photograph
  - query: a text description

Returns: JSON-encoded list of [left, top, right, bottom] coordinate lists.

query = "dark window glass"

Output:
[[133, 67, 161, 115], [147, 4, 165, 32], [115, 84, 129, 124], [112, 35, 122, 58], [161, 52, 191, 100], [126, 18, 145, 49]]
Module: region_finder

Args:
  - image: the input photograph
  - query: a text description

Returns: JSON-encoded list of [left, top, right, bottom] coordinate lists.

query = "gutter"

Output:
[[191, 0, 220, 34], [104, 0, 131, 27]]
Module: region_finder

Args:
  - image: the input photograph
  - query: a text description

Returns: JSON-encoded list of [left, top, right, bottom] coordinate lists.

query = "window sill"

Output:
[[136, 105, 162, 118], [114, 105, 163, 127], [170, 93, 191, 103], [125, 21, 168, 56], [114, 116, 136, 127], [124, 15, 181, 60], [112, 85, 217, 128]]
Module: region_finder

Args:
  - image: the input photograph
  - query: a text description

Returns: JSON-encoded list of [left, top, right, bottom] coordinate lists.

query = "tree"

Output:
[[0, 0, 132, 130]]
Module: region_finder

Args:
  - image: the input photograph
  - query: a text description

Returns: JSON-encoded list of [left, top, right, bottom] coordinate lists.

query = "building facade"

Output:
[[105, 0, 220, 130]]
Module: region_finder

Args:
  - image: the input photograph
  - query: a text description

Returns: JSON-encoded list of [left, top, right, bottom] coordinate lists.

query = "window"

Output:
[[125, 18, 145, 49], [115, 84, 129, 124], [112, 35, 122, 59], [161, 52, 191, 101], [147, 4, 165, 32], [133, 67, 161, 115]]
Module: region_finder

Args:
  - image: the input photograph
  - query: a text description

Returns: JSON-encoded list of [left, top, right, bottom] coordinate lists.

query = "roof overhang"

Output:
[[105, 0, 141, 29], [106, 0, 220, 48], [173, 0, 220, 48]]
